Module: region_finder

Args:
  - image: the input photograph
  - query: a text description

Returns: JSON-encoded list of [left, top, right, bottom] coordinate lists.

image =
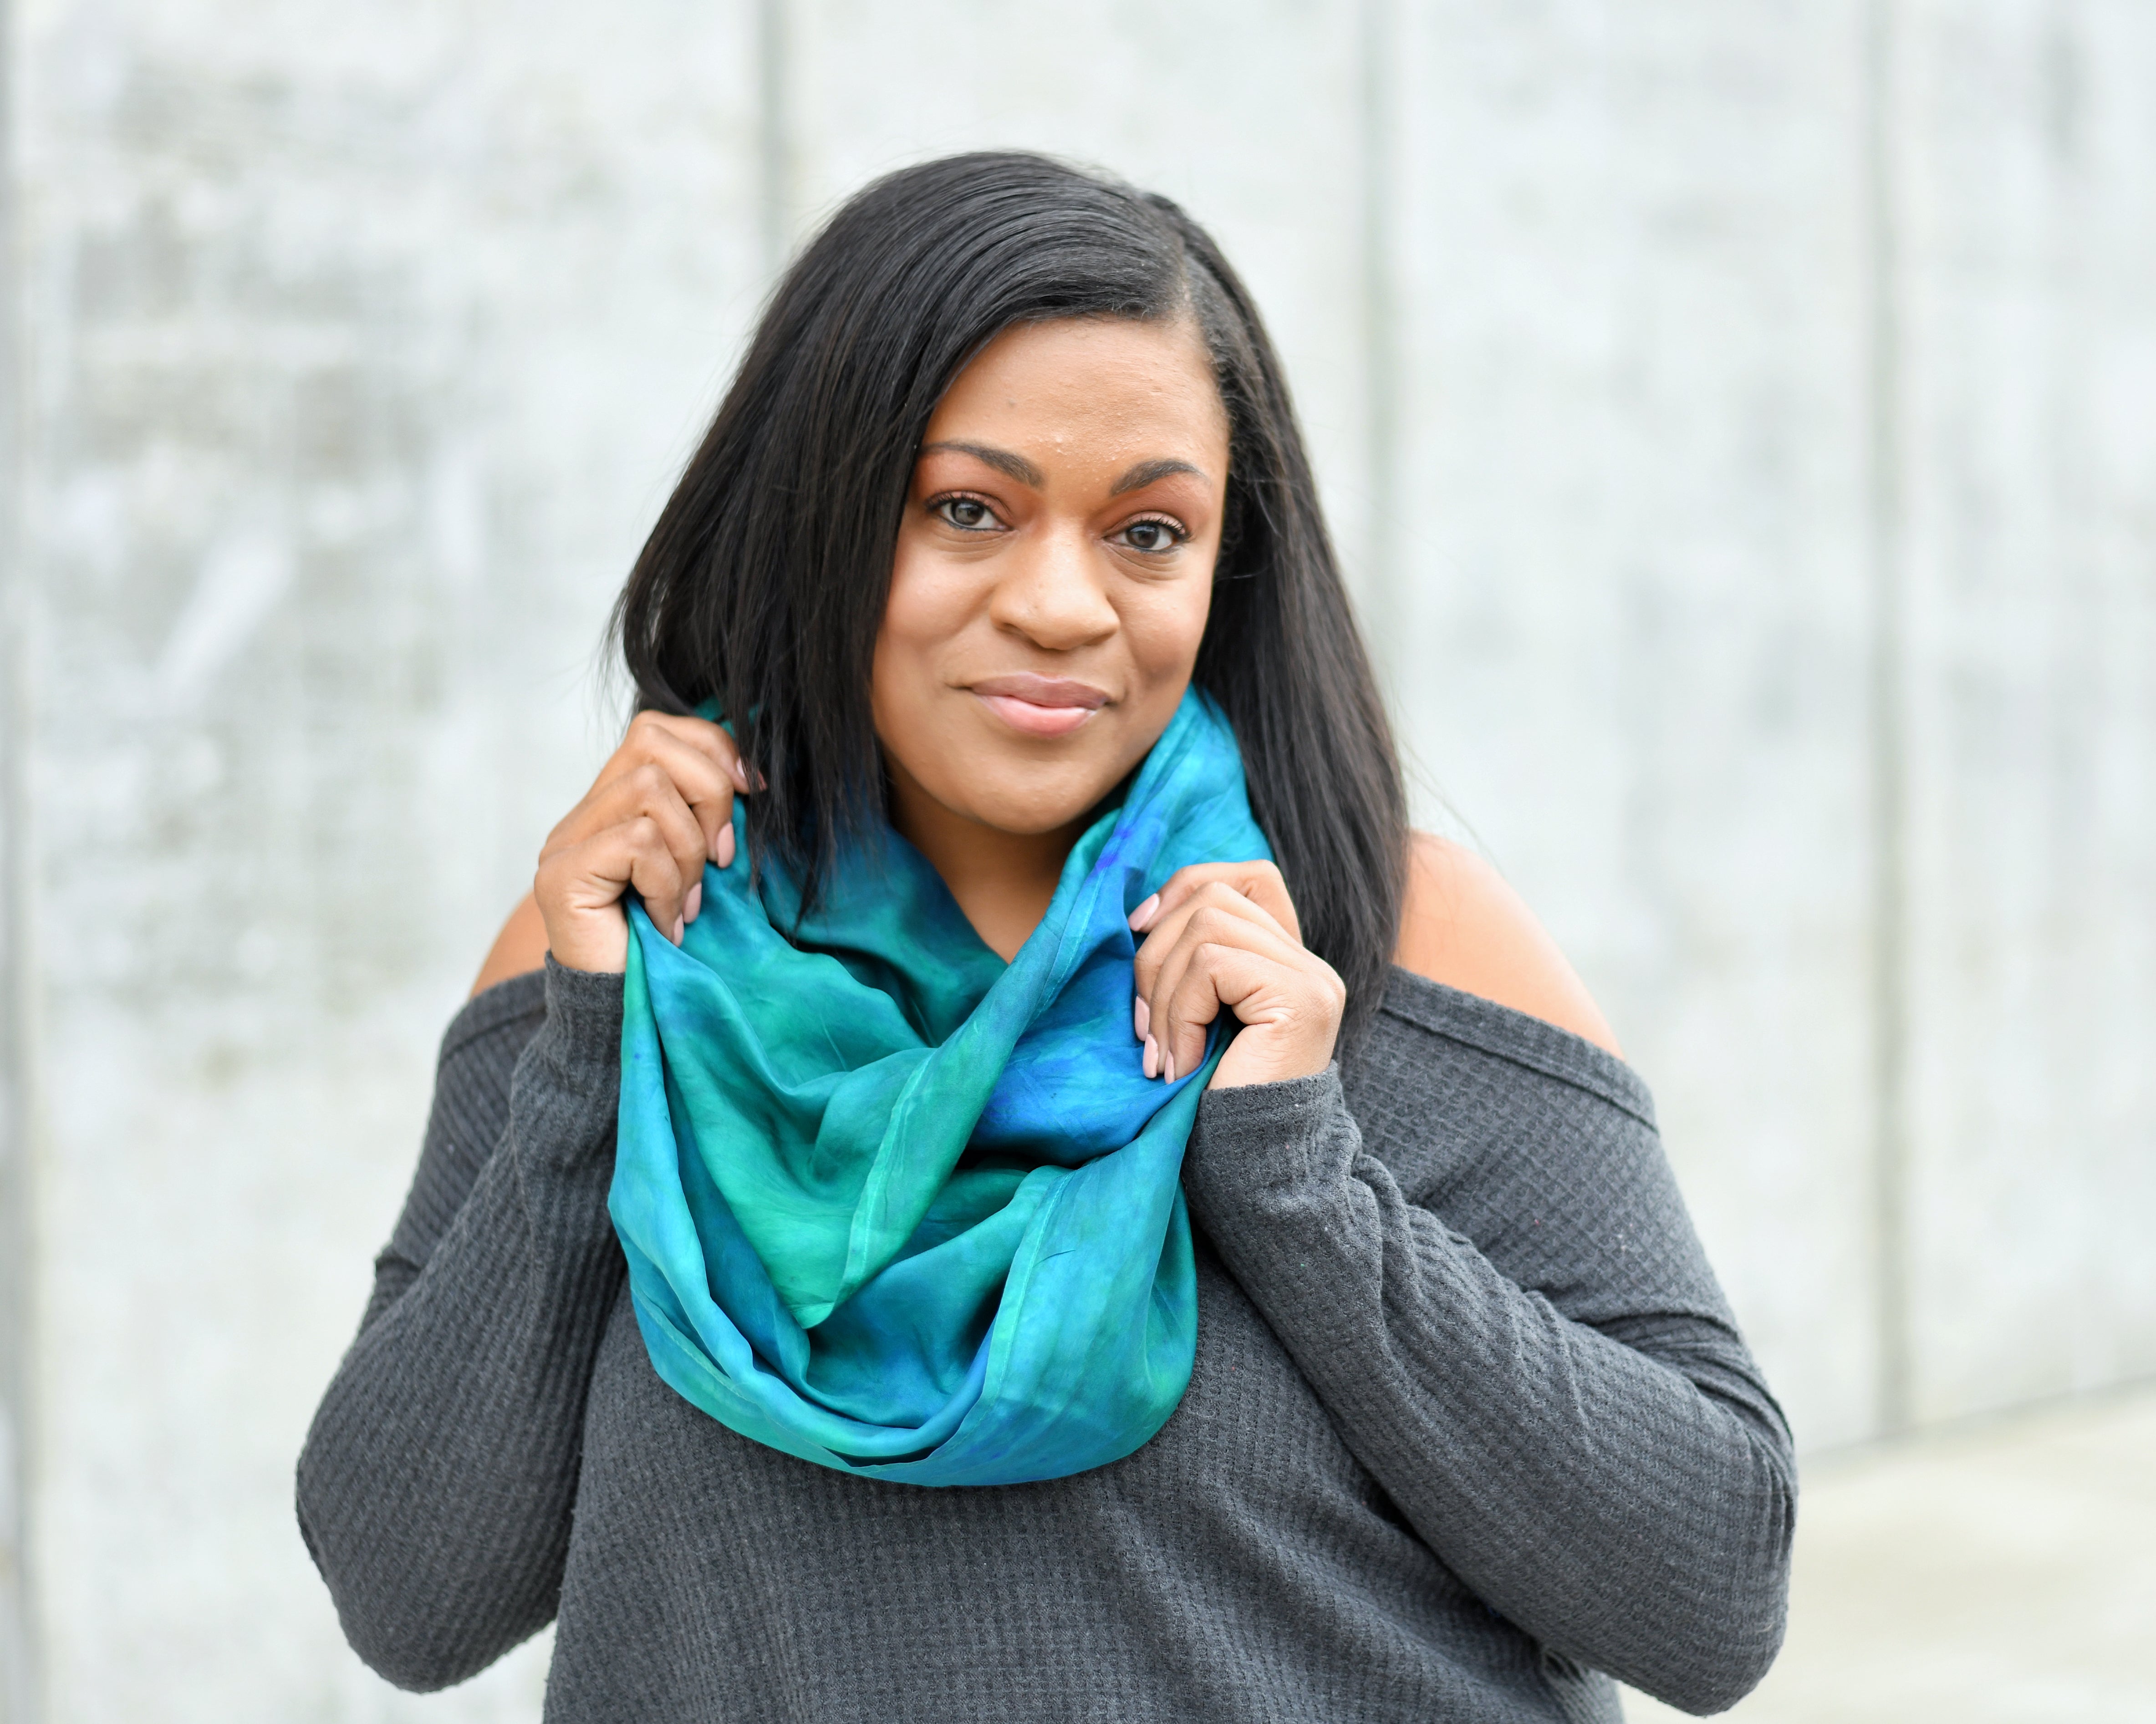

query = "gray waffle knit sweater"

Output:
[[298, 959, 1793, 1721]]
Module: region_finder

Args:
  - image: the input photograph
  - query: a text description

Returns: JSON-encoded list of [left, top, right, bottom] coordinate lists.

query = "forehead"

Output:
[[923, 316, 1228, 455]]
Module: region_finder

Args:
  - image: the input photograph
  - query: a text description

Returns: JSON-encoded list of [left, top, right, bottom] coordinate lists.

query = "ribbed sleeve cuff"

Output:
[[503, 958, 627, 1195], [536, 954, 626, 1082], [1182, 1065, 1359, 1227]]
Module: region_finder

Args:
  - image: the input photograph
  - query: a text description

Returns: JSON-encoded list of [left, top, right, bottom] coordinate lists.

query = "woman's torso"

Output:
[[524, 970, 1646, 1723]]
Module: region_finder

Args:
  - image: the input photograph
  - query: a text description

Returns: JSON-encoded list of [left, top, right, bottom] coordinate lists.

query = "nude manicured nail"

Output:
[[716, 824, 736, 870], [1128, 893, 1160, 933], [729, 758, 750, 794], [684, 881, 702, 923], [1142, 1035, 1158, 1079], [1162, 1052, 1176, 1084], [672, 917, 686, 945], [1133, 996, 1151, 1041]]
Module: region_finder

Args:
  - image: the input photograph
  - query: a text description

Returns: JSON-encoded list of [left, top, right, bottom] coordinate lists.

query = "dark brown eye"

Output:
[[1118, 518, 1183, 554], [937, 498, 995, 531]]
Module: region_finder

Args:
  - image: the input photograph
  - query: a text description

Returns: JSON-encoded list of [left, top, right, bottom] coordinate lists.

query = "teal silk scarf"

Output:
[[608, 690, 1270, 1486]]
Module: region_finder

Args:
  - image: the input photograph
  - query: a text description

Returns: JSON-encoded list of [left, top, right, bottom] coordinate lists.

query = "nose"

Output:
[[986, 522, 1120, 651]]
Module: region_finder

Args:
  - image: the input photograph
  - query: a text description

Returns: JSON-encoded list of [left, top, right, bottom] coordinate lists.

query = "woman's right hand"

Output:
[[535, 712, 754, 974]]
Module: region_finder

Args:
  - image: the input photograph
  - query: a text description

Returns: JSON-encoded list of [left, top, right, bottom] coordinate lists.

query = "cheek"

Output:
[[881, 534, 954, 650], [872, 536, 974, 731], [1124, 573, 1216, 681]]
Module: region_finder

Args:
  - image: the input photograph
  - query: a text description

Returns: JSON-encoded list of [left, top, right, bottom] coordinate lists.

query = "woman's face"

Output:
[[872, 315, 1231, 840]]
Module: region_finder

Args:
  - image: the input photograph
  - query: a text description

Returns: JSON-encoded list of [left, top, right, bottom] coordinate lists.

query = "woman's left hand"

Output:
[[1129, 861, 1346, 1091]]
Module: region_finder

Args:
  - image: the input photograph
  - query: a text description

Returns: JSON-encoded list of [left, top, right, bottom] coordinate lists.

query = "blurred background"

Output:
[[1, 0, 2152, 1719]]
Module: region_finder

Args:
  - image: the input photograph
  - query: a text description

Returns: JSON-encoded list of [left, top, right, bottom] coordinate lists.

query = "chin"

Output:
[[959, 773, 1113, 838]]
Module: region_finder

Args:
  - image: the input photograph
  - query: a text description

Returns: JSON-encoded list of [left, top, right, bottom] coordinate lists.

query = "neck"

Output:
[[885, 760, 1086, 962]]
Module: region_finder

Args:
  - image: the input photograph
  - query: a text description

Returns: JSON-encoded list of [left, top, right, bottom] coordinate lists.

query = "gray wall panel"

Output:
[[1386, 2, 1885, 1448], [1894, 0, 2156, 1424], [16, 0, 763, 1714]]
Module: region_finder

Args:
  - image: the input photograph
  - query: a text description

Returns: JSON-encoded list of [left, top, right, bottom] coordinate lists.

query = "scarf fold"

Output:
[[608, 689, 1270, 1486]]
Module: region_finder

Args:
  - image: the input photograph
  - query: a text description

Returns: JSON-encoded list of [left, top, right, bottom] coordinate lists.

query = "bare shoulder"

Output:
[[1391, 832, 1622, 1056], [470, 891, 550, 997]]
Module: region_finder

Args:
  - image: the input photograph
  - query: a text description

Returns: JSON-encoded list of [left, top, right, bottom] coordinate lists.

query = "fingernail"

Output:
[[1133, 995, 1150, 1040], [672, 917, 686, 945], [684, 881, 702, 923], [1142, 1035, 1158, 1079], [1162, 1052, 1176, 1084], [1128, 893, 1160, 932], [716, 824, 736, 870], [729, 758, 750, 793]]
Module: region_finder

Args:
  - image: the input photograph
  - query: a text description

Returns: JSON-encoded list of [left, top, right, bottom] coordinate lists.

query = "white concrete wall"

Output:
[[1, 1, 2151, 1717], [1891, 0, 2156, 1428]]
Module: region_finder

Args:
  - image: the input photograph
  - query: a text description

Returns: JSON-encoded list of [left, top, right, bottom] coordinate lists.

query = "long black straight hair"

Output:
[[613, 152, 1407, 1036]]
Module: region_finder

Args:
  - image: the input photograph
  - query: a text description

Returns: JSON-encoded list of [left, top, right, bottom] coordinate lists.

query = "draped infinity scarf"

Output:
[[608, 691, 1271, 1486]]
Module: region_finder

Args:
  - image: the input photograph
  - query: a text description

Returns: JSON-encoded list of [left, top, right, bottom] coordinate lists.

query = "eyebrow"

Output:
[[1110, 458, 1206, 496], [919, 441, 1045, 487], [918, 442, 1209, 497]]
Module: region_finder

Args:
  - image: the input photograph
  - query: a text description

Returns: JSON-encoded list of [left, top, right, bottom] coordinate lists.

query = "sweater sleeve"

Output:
[[1179, 979, 1796, 1716], [296, 958, 627, 1693]]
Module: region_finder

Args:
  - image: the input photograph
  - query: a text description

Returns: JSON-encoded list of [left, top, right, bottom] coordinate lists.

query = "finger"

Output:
[[1132, 880, 1292, 1012], [601, 766, 709, 934], [581, 717, 745, 838], [634, 725, 739, 866], [627, 709, 758, 794], [536, 818, 688, 946], [604, 715, 745, 865], [1147, 910, 1312, 1082], [619, 817, 692, 942], [1130, 859, 1299, 942], [553, 759, 713, 900], [1133, 884, 1283, 1064]]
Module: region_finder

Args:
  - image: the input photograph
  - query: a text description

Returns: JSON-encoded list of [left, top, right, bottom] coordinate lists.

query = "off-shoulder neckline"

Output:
[[1376, 966, 1657, 1130], [441, 965, 550, 1060]]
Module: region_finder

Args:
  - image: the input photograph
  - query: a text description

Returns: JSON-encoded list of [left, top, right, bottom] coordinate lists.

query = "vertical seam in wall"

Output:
[[1864, 0, 1913, 1439], [1357, 0, 1400, 692], [755, 0, 791, 283], [0, 0, 41, 1708]]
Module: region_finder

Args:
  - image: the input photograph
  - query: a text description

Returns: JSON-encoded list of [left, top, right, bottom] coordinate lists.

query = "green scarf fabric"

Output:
[[608, 690, 1270, 1485]]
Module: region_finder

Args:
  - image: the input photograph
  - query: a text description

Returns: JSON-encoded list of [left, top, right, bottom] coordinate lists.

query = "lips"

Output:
[[968, 674, 1110, 739]]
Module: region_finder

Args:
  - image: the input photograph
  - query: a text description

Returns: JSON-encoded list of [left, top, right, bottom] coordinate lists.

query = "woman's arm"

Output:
[[1182, 1049, 1792, 1713], [1138, 837, 1791, 1710], [296, 958, 627, 1691], [299, 709, 754, 1685]]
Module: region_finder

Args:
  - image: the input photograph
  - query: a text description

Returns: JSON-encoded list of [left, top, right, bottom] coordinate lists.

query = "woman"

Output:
[[299, 153, 1793, 1721]]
